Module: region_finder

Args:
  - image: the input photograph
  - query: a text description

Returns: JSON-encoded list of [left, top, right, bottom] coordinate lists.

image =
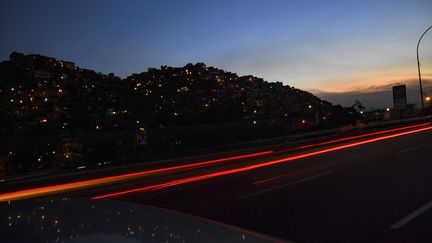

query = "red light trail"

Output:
[[0, 151, 272, 202], [1, 123, 430, 202], [92, 125, 432, 200], [277, 123, 430, 153]]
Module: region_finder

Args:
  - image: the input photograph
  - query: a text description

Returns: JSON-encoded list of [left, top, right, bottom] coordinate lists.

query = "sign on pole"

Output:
[[393, 85, 407, 110]]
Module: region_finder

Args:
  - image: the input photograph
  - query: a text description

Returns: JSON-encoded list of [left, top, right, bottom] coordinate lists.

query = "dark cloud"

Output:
[[313, 79, 432, 109]]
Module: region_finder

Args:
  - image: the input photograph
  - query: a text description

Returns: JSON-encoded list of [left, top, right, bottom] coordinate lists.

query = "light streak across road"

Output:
[[0, 123, 430, 202], [92, 125, 432, 200], [0, 151, 272, 202], [277, 123, 430, 153]]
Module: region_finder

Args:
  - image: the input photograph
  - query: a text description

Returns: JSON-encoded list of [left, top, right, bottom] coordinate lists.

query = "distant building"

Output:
[[33, 70, 52, 80], [63, 61, 75, 70]]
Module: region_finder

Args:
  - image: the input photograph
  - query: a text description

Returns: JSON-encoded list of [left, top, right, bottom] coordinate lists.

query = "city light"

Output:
[[426, 96, 431, 102]]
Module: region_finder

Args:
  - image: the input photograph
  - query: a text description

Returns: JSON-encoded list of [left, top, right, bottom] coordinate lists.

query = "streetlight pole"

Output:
[[417, 25, 432, 110]]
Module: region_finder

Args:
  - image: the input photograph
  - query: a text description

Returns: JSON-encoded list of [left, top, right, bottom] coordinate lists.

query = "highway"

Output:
[[2, 123, 432, 242]]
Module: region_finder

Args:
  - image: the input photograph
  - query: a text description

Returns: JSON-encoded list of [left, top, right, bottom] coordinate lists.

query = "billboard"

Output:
[[392, 85, 407, 110]]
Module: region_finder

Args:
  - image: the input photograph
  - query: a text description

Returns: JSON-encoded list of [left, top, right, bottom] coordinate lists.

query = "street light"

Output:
[[417, 25, 432, 110]]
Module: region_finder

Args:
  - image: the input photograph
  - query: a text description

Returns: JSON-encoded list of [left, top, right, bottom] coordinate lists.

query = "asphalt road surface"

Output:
[[3, 124, 432, 242]]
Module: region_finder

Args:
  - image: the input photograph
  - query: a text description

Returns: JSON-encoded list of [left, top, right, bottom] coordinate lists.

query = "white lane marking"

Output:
[[237, 171, 334, 200], [396, 142, 432, 154], [390, 199, 432, 229]]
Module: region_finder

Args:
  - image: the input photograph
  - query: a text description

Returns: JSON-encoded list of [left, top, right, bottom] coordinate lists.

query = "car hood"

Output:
[[0, 198, 283, 243]]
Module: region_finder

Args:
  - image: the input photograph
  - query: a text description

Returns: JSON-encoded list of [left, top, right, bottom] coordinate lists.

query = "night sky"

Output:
[[1, 0, 431, 107]]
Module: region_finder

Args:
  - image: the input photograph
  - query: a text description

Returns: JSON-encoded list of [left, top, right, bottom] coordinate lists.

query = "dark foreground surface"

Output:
[[1, 199, 280, 243]]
